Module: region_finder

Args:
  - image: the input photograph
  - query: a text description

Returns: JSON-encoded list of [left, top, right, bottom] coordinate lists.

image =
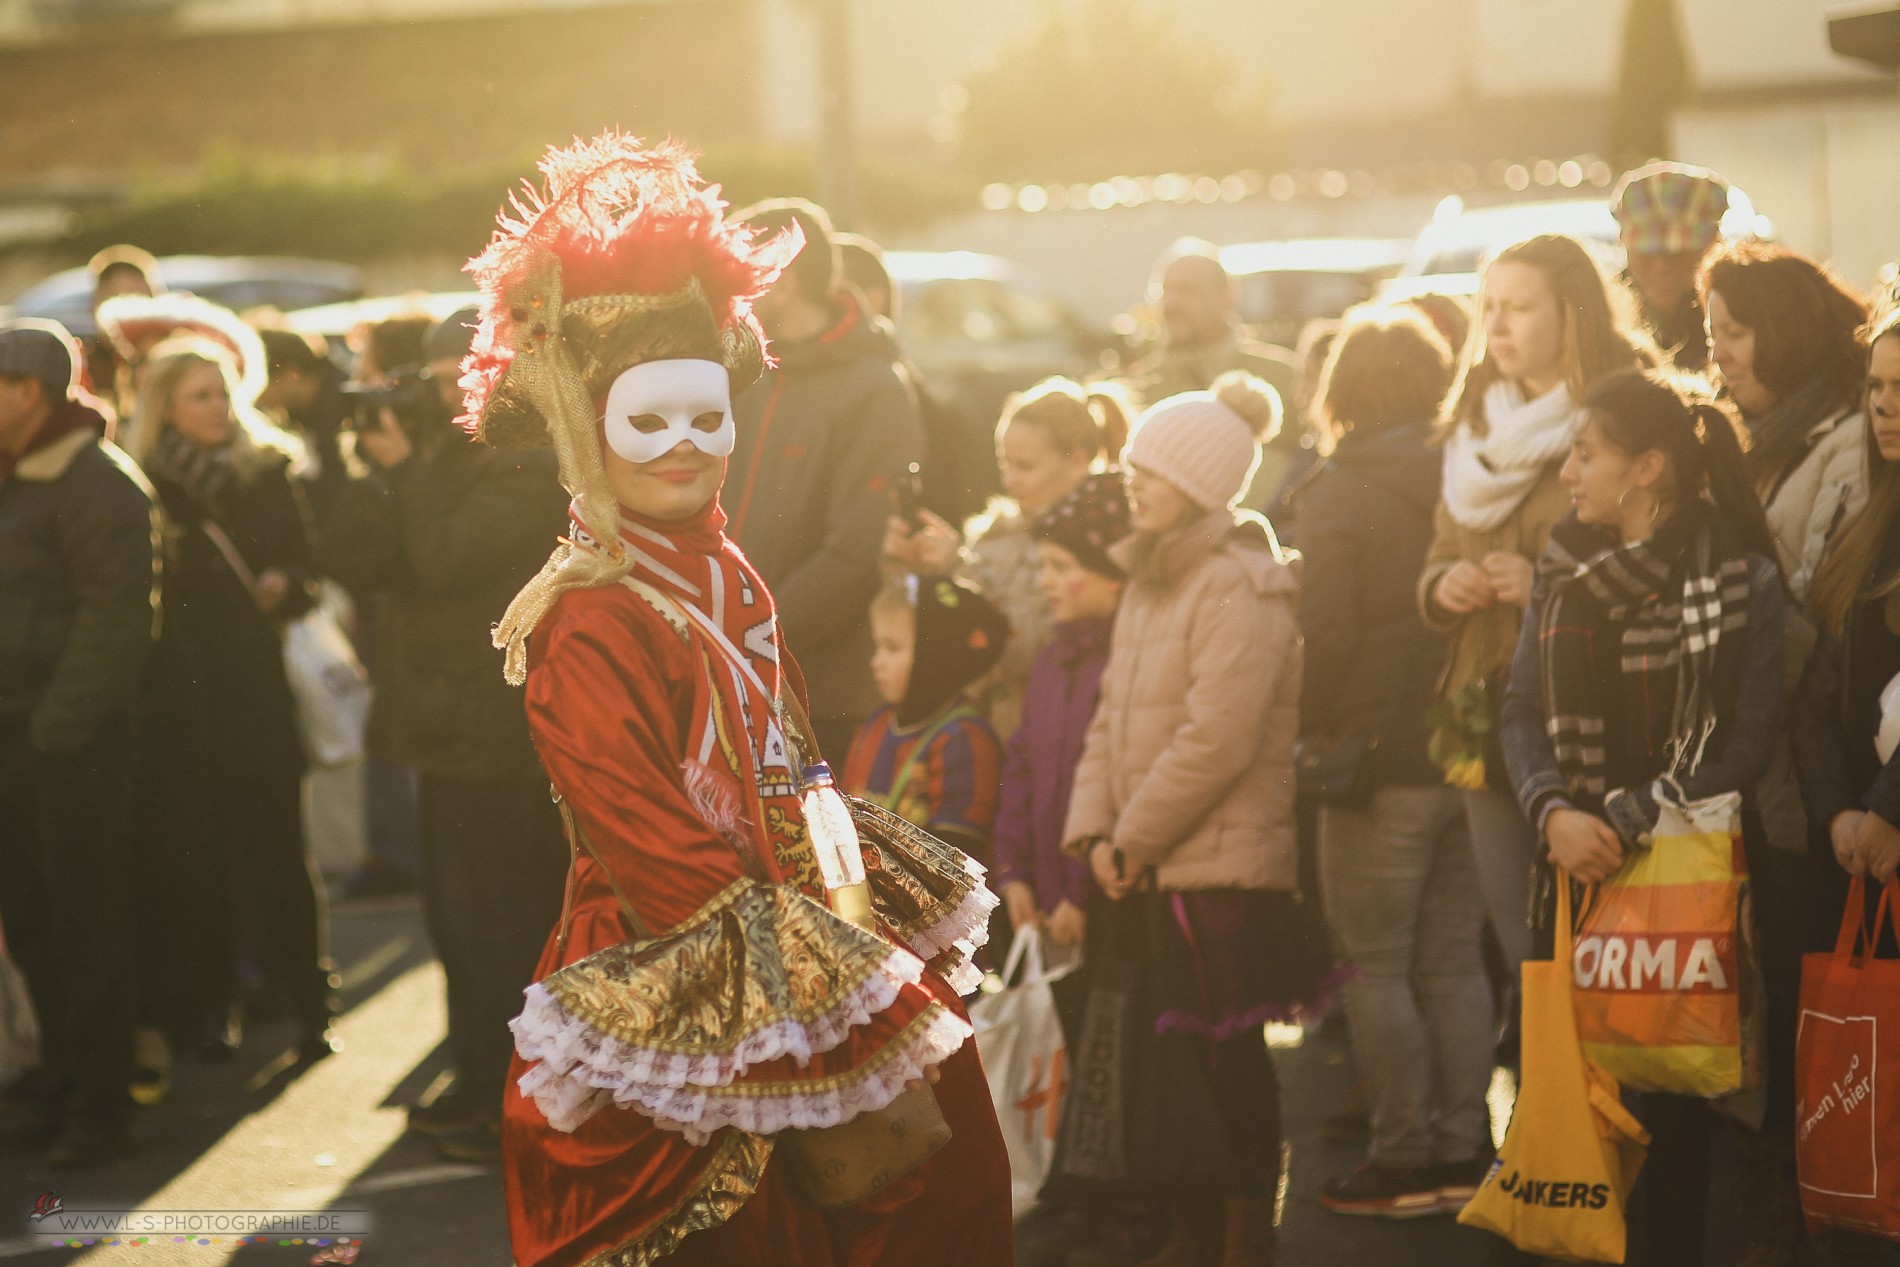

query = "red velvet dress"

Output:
[[500, 504, 1012, 1267]]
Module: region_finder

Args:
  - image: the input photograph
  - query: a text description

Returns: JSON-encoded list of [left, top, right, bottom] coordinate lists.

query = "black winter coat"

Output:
[[1793, 533, 1900, 846], [1293, 419, 1448, 789], [324, 437, 568, 784], [147, 448, 317, 778], [0, 403, 160, 752], [727, 297, 922, 726]]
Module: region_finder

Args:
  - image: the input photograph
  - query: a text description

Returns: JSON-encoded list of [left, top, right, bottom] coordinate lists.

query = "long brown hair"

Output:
[[1699, 240, 1870, 490], [1440, 234, 1650, 438], [1809, 312, 1900, 637]]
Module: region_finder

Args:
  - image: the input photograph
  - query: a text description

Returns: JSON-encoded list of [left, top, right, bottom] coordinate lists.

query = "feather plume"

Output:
[[458, 132, 802, 434]]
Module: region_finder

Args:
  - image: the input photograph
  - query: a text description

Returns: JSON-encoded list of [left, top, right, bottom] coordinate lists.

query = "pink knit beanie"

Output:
[[1124, 371, 1282, 512]]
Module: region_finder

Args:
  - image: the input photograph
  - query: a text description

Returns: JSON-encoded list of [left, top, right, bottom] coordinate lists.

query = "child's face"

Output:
[[1125, 463, 1199, 534], [1037, 541, 1123, 623], [870, 605, 916, 706]]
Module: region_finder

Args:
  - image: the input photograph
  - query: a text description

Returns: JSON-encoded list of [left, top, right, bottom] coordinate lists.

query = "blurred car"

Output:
[[885, 250, 1105, 423], [1381, 189, 1769, 302], [1380, 199, 1622, 301], [1220, 237, 1412, 347], [6, 255, 363, 336], [282, 291, 481, 369]]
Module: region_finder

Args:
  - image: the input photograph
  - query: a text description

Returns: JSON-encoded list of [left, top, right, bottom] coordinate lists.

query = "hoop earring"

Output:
[[1616, 486, 1661, 527]]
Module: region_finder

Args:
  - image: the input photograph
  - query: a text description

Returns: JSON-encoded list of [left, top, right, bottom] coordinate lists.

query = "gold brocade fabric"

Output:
[[579, 1129, 770, 1267], [541, 881, 905, 1056], [848, 797, 984, 947]]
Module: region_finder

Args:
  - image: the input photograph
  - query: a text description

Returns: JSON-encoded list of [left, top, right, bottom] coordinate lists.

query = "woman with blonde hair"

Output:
[[886, 375, 1131, 738], [1416, 234, 1650, 987], [132, 335, 334, 1064]]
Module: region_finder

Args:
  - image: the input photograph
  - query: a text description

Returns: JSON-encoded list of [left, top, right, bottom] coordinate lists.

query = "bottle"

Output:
[[800, 763, 876, 931]]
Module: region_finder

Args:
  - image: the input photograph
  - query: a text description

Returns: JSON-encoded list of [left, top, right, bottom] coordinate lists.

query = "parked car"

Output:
[[1220, 237, 1411, 347], [6, 255, 363, 336], [1380, 199, 1622, 301], [282, 291, 481, 370], [885, 250, 1104, 417], [1381, 189, 1768, 302], [883, 250, 1110, 513]]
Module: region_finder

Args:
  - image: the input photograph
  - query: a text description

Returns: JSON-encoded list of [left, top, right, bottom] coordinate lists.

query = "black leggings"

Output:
[[1136, 1027, 1285, 1198]]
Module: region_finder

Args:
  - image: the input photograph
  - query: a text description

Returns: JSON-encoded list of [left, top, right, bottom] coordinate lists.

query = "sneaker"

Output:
[[130, 1027, 171, 1108], [1429, 1156, 1494, 1212], [433, 1117, 502, 1165], [46, 1118, 130, 1170], [407, 1088, 478, 1138], [1320, 1161, 1445, 1218]]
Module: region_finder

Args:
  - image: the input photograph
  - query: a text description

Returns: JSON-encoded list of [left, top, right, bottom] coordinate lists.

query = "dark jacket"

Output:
[[1294, 420, 1447, 789], [0, 401, 161, 752], [1500, 546, 1785, 847], [147, 447, 317, 777], [287, 361, 355, 542], [325, 437, 568, 784], [992, 615, 1109, 912], [728, 297, 922, 726], [1792, 537, 1900, 842]]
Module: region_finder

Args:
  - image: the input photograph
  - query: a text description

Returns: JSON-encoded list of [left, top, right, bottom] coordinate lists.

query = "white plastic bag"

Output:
[[969, 925, 1078, 1218], [1877, 670, 1900, 765], [0, 920, 41, 1081], [282, 587, 371, 768]]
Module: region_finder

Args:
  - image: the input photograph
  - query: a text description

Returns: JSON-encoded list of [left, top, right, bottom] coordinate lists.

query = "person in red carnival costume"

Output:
[[457, 133, 1012, 1267]]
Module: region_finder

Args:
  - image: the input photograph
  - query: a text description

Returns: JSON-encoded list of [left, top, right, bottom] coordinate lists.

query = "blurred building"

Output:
[[0, 0, 1893, 286], [0, 0, 765, 179]]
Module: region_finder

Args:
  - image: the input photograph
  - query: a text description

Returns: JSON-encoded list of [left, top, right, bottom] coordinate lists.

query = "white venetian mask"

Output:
[[601, 358, 735, 465]]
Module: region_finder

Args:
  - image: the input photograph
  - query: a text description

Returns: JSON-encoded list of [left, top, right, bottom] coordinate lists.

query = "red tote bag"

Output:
[[1796, 875, 1900, 1242]]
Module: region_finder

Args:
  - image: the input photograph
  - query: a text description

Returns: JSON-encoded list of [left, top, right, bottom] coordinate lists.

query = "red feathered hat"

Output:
[[463, 132, 801, 685], [460, 132, 798, 448]]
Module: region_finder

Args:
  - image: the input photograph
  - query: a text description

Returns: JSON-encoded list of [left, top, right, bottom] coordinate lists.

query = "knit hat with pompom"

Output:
[[1124, 371, 1282, 512]]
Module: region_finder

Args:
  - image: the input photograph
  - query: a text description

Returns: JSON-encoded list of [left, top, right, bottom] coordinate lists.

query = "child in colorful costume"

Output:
[[844, 574, 1008, 861], [459, 133, 1010, 1267]]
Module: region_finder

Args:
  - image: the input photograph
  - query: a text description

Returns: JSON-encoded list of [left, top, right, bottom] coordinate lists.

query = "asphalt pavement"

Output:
[[0, 893, 1750, 1266]]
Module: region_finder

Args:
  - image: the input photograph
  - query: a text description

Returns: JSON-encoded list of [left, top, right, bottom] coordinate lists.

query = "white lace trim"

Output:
[[516, 1062, 615, 1133], [518, 1004, 972, 1142], [904, 880, 999, 963], [509, 941, 927, 1102], [934, 954, 984, 998]]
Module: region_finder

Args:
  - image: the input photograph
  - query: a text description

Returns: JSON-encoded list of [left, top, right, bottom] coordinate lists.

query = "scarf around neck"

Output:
[[148, 424, 238, 512], [1441, 380, 1583, 532], [570, 497, 819, 895], [1534, 500, 1752, 802], [1742, 375, 1854, 498]]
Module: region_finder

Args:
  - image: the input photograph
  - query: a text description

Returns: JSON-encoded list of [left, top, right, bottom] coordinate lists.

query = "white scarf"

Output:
[[1440, 380, 1583, 532]]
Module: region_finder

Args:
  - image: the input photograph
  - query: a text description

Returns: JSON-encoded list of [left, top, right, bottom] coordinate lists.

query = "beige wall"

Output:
[[781, 0, 1887, 148], [1675, 95, 1900, 292], [1681, 0, 1891, 90]]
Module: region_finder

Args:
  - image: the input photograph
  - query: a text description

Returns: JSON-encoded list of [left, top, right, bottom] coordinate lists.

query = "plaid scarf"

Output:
[[146, 424, 237, 513], [1535, 501, 1751, 803]]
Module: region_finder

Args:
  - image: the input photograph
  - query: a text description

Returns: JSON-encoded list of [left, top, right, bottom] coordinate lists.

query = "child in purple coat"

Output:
[[993, 471, 1130, 987]]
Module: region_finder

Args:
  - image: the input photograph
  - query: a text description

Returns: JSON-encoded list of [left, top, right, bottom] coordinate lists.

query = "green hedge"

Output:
[[40, 146, 978, 266]]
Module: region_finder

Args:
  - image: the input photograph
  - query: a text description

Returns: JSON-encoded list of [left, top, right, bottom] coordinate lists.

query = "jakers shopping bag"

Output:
[[969, 925, 1077, 1218], [1796, 876, 1900, 1242], [1571, 787, 1755, 1098], [1461, 878, 1650, 1263]]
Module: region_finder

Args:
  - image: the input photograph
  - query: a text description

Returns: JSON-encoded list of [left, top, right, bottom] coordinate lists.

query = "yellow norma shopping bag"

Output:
[[1572, 789, 1753, 1098], [1461, 881, 1651, 1263]]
